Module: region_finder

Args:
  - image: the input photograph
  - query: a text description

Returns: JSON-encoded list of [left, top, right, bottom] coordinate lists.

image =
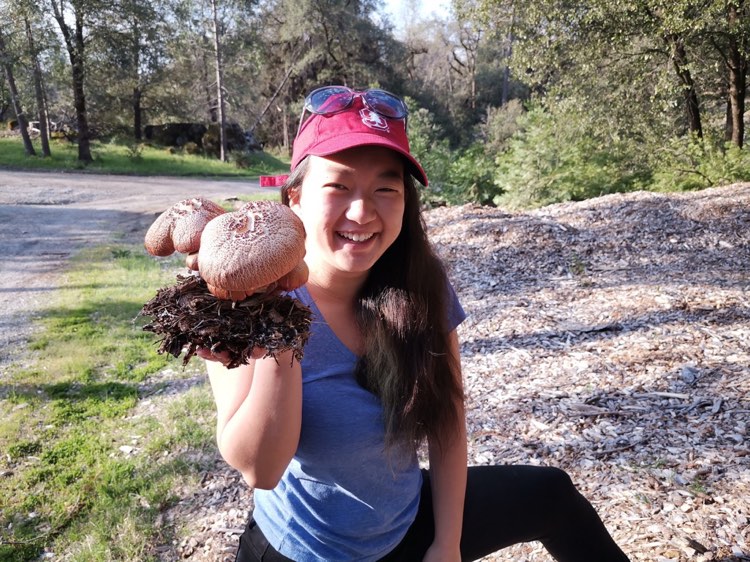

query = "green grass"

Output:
[[0, 135, 289, 177], [0, 244, 218, 561]]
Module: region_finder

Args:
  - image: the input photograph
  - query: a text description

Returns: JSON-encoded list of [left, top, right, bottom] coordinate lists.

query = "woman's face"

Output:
[[289, 146, 406, 283]]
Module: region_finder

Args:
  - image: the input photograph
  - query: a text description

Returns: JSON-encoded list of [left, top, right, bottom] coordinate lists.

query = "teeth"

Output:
[[339, 232, 374, 242]]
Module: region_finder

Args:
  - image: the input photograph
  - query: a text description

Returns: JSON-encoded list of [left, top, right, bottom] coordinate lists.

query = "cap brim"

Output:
[[297, 132, 429, 187]]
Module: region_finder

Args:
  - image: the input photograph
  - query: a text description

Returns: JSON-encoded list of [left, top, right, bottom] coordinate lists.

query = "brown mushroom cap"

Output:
[[144, 197, 226, 257], [198, 201, 306, 297], [277, 260, 309, 292]]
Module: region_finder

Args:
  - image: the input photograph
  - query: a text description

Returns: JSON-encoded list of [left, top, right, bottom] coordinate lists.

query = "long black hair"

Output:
[[281, 158, 463, 452]]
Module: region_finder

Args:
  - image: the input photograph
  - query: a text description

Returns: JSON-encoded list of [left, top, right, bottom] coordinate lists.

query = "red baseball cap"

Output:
[[291, 96, 429, 186]]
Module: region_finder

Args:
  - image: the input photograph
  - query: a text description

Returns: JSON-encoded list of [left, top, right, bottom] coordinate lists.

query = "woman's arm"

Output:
[[425, 330, 468, 562], [206, 350, 302, 490]]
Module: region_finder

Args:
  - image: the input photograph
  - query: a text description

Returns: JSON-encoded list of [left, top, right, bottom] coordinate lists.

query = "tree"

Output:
[[664, 31, 703, 138], [95, 0, 171, 140], [450, 3, 483, 111], [23, 9, 51, 156], [254, 0, 401, 148], [159, 0, 260, 137], [708, 0, 749, 147], [50, 0, 95, 162], [0, 27, 36, 155], [485, 0, 720, 140], [210, 0, 228, 161]]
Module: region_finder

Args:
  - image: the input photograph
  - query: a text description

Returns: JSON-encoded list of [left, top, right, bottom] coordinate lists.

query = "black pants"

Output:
[[235, 465, 630, 562]]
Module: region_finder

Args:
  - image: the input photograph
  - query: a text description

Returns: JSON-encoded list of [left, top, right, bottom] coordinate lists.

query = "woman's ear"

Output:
[[287, 186, 302, 213]]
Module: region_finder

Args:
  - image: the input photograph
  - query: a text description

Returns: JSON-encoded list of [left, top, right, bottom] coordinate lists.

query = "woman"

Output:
[[204, 86, 630, 562]]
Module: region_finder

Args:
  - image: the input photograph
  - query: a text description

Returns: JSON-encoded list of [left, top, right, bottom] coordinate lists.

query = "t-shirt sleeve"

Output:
[[446, 281, 466, 332]]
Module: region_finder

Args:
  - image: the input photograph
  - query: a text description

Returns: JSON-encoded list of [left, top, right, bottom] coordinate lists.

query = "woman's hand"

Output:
[[195, 346, 266, 366], [195, 346, 231, 365], [422, 542, 461, 562]]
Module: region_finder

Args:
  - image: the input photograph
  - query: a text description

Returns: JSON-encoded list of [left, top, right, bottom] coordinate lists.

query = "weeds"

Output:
[[0, 243, 217, 561], [0, 137, 288, 178]]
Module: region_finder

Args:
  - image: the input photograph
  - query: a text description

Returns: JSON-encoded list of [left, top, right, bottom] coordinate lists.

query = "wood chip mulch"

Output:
[[150, 183, 750, 562]]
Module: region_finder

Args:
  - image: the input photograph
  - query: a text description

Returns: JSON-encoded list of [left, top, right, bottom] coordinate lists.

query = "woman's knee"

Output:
[[512, 465, 584, 517]]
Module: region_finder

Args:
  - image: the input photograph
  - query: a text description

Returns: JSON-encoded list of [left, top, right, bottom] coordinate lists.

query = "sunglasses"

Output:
[[297, 86, 409, 135]]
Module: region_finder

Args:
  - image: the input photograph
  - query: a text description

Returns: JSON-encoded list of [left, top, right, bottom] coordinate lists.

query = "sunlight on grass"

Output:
[[0, 136, 289, 177], [0, 243, 218, 561]]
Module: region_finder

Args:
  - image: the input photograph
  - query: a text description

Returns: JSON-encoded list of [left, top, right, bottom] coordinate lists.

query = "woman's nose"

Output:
[[345, 197, 375, 223]]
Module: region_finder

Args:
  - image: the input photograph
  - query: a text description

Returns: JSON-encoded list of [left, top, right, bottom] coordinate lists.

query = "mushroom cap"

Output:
[[145, 197, 226, 256], [277, 259, 309, 292], [198, 201, 306, 295]]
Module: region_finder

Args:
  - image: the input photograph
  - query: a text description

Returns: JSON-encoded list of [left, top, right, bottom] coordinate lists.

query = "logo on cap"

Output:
[[360, 108, 389, 132]]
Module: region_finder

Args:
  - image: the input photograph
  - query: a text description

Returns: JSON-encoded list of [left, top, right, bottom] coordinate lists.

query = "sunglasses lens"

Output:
[[306, 86, 353, 114], [363, 90, 407, 119]]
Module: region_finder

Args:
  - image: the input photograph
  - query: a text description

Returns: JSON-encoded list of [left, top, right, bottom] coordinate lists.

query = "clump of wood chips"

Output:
[[140, 274, 312, 368]]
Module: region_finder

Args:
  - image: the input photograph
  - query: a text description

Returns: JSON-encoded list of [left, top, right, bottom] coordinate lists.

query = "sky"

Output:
[[380, 0, 452, 30]]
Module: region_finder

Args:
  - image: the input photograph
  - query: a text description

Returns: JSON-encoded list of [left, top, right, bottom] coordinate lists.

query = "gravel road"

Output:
[[0, 170, 270, 370]]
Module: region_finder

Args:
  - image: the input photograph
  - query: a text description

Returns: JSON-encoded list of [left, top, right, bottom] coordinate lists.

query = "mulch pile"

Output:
[[148, 183, 749, 562]]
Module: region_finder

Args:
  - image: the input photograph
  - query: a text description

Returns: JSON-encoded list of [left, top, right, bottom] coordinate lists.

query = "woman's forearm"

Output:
[[207, 351, 302, 489], [427, 330, 468, 558], [428, 407, 468, 555]]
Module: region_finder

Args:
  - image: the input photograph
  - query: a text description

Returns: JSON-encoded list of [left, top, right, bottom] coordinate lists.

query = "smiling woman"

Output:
[[203, 85, 631, 562], [290, 148, 406, 280]]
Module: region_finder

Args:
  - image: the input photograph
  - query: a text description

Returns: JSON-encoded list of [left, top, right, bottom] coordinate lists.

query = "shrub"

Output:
[[480, 99, 525, 154], [183, 141, 201, 155], [231, 150, 255, 169], [456, 144, 500, 205], [404, 98, 453, 205], [126, 142, 144, 161], [649, 133, 750, 191], [493, 106, 649, 208]]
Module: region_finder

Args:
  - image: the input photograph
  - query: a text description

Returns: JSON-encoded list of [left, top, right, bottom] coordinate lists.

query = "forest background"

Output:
[[1, 0, 750, 206]]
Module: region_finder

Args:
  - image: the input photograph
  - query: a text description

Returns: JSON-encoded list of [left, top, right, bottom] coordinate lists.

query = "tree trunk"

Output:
[[249, 59, 296, 135], [132, 19, 142, 141], [725, 95, 733, 143], [133, 86, 143, 140], [0, 30, 36, 156], [52, 0, 93, 163], [666, 34, 703, 138], [282, 103, 289, 153], [502, 11, 515, 106], [726, 2, 746, 148], [25, 16, 51, 157], [211, 0, 228, 162], [201, 34, 217, 123]]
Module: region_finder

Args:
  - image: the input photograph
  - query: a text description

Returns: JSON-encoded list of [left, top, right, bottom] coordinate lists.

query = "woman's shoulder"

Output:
[[286, 285, 313, 306]]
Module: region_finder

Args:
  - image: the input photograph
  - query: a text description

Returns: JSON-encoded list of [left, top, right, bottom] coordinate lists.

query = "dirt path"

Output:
[[0, 170, 270, 370]]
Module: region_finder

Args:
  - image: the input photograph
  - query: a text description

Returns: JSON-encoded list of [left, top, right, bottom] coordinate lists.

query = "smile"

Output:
[[338, 231, 375, 242]]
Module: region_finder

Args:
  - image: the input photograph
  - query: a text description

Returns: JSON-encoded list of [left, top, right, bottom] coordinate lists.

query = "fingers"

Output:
[[195, 346, 232, 365], [206, 282, 252, 301], [195, 346, 266, 365], [185, 252, 199, 271]]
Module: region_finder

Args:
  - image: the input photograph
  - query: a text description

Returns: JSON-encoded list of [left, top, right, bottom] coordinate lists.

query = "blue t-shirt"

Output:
[[254, 284, 466, 561]]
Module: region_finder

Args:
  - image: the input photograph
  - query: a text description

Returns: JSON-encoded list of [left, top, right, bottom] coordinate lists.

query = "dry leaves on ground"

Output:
[[152, 183, 750, 562]]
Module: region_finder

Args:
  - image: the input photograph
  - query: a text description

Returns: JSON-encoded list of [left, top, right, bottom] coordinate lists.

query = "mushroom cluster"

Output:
[[198, 201, 308, 300], [144, 197, 225, 257], [140, 197, 312, 367]]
